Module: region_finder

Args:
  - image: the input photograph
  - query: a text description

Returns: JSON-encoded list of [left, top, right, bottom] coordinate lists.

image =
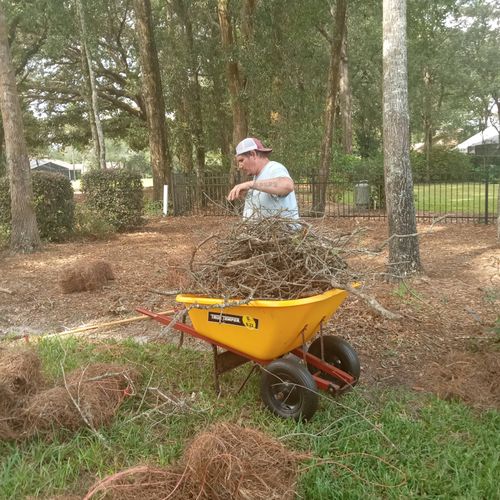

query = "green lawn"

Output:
[[1, 338, 498, 499], [314, 182, 499, 216], [414, 182, 499, 215]]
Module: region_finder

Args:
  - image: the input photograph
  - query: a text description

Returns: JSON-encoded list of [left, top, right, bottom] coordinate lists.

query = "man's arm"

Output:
[[227, 177, 294, 201]]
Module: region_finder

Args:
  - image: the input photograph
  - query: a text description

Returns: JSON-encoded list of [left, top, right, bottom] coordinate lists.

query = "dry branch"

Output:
[[184, 217, 399, 319]]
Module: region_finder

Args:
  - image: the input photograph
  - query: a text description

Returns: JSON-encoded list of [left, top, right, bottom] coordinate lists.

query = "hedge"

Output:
[[81, 169, 144, 231], [0, 172, 74, 242]]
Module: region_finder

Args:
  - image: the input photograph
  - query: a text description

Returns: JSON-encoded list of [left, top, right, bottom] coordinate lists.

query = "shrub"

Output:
[[411, 147, 474, 182], [81, 169, 144, 231], [73, 204, 116, 240], [32, 171, 75, 241], [0, 172, 74, 242]]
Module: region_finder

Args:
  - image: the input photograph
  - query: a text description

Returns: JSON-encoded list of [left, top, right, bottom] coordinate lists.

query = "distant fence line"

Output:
[[169, 160, 500, 224]]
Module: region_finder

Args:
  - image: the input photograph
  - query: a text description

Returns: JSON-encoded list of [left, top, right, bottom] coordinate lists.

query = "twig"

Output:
[[60, 363, 110, 447], [373, 214, 451, 253], [148, 289, 180, 296]]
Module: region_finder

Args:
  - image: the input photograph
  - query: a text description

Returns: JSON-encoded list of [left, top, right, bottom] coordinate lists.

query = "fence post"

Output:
[[484, 159, 489, 225], [163, 184, 168, 216]]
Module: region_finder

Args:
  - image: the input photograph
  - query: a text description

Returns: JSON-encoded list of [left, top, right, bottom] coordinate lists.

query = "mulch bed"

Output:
[[0, 216, 498, 409]]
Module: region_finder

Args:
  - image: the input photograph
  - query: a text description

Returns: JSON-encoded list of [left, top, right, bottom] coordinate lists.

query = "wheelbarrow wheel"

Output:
[[260, 358, 318, 421], [307, 336, 360, 388]]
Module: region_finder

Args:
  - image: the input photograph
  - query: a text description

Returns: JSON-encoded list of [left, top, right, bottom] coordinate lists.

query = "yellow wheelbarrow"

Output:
[[137, 288, 360, 421]]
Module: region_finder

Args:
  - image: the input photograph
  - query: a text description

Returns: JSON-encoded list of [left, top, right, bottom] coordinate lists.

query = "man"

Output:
[[227, 137, 299, 219]]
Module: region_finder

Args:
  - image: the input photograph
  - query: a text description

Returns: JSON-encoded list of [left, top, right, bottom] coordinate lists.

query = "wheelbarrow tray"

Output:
[[176, 288, 349, 361]]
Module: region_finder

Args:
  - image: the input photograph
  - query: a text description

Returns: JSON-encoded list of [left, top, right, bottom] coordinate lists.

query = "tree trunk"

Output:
[[240, 0, 257, 43], [133, 0, 172, 202], [312, 0, 347, 216], [173, 0, 205, 189], [0, 6, 40, 252], [217, 0, 248, 180], [339, 23, 352, 154], [383, 0, 421, 279], [75, 0, 106, 170]]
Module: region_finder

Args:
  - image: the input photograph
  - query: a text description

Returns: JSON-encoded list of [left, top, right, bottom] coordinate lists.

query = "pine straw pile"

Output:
[[60, 260, 115, 293], [0, 347, 138, 440], [84, 422, 305, 500], [23, 363, 139, 436], [0, 346, 44, 440], [186, 217, 360, 300]]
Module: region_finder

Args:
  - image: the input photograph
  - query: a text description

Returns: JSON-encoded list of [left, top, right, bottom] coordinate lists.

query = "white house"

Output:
[[30, 159, 86, 180]]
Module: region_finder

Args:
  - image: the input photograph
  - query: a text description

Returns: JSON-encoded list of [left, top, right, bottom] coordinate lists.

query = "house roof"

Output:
[[30, 159, 84, 170], [455, 125, 499, 152]]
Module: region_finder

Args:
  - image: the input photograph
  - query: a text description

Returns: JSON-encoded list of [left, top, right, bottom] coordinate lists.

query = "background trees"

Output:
[[1, 0, 497, 173], [0, 0, 498, 244]]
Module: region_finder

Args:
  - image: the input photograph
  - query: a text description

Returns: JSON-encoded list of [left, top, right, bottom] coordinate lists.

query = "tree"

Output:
[[0, 5, 40, 252], [133, 0, 171, 202], [382, 0, 421, 279], [167, 0, 205, 178], [75, 0, 106, 170], [338, 23, 352, 154], [312, 0, 347, 216], [217, 0, 249, 176]]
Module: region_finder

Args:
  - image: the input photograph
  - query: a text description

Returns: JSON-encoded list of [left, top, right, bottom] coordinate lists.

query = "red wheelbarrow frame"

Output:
[[136, 307, 356, 395]]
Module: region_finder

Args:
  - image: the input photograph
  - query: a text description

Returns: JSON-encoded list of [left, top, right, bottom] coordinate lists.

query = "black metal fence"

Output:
[[170, 158, 500, 223]]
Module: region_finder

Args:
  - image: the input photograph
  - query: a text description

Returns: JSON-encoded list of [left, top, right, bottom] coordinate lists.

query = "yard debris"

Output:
[[181, 421, 303, 499], [0, 347, 45, 440], [0, 346, 44, 396], [187, 217, 357, 300], [60, 260, 115, 293], [22, 364, 139, 437], [0, 346, 138, 441], [83, 422, 305, 499], [185, 216, 400, 319]]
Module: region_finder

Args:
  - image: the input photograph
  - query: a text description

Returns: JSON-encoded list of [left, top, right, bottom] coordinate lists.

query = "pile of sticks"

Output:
[[187, 217, 359, 300]]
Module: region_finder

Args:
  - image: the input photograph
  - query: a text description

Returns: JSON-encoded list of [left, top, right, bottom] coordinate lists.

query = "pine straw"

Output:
[[0, 347, 45, 440], [420, 350, 500, 410], [84, 422, 305, 500], [22, 364, 139, 437], [0, 346, 44, 396], [186, 217, 359, 300], [60, 260, 115, 293], [0, 346, 138, 440]]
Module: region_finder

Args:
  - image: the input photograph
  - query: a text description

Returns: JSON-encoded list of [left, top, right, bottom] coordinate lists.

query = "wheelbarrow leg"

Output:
[[212, 344, 221, 396], [236, 364, 258, 395], [178, 311, 187, 348]]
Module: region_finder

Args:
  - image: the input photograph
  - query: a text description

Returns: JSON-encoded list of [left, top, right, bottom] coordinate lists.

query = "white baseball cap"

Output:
[[235, 137, 273, 155]]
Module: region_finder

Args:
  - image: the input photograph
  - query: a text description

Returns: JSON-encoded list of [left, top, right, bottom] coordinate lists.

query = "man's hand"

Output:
[[227, 181, 253, 201]]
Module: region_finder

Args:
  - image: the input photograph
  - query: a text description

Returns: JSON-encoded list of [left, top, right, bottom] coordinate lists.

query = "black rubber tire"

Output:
[[307, 335, 360, 387], [260, 358, 319, 421]]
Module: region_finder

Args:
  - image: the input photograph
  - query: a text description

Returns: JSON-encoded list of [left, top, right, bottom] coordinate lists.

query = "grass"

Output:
[[413, 182, 499, 215], [296, 182, 499, 216], [1, 337, 498, 499]]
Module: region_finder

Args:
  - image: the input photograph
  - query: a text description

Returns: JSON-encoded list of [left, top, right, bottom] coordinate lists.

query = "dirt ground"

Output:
[[0, 216, 498, 409]]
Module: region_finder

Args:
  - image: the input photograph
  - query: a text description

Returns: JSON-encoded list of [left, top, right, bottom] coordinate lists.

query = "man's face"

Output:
[[236, 151, 259, 176]]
